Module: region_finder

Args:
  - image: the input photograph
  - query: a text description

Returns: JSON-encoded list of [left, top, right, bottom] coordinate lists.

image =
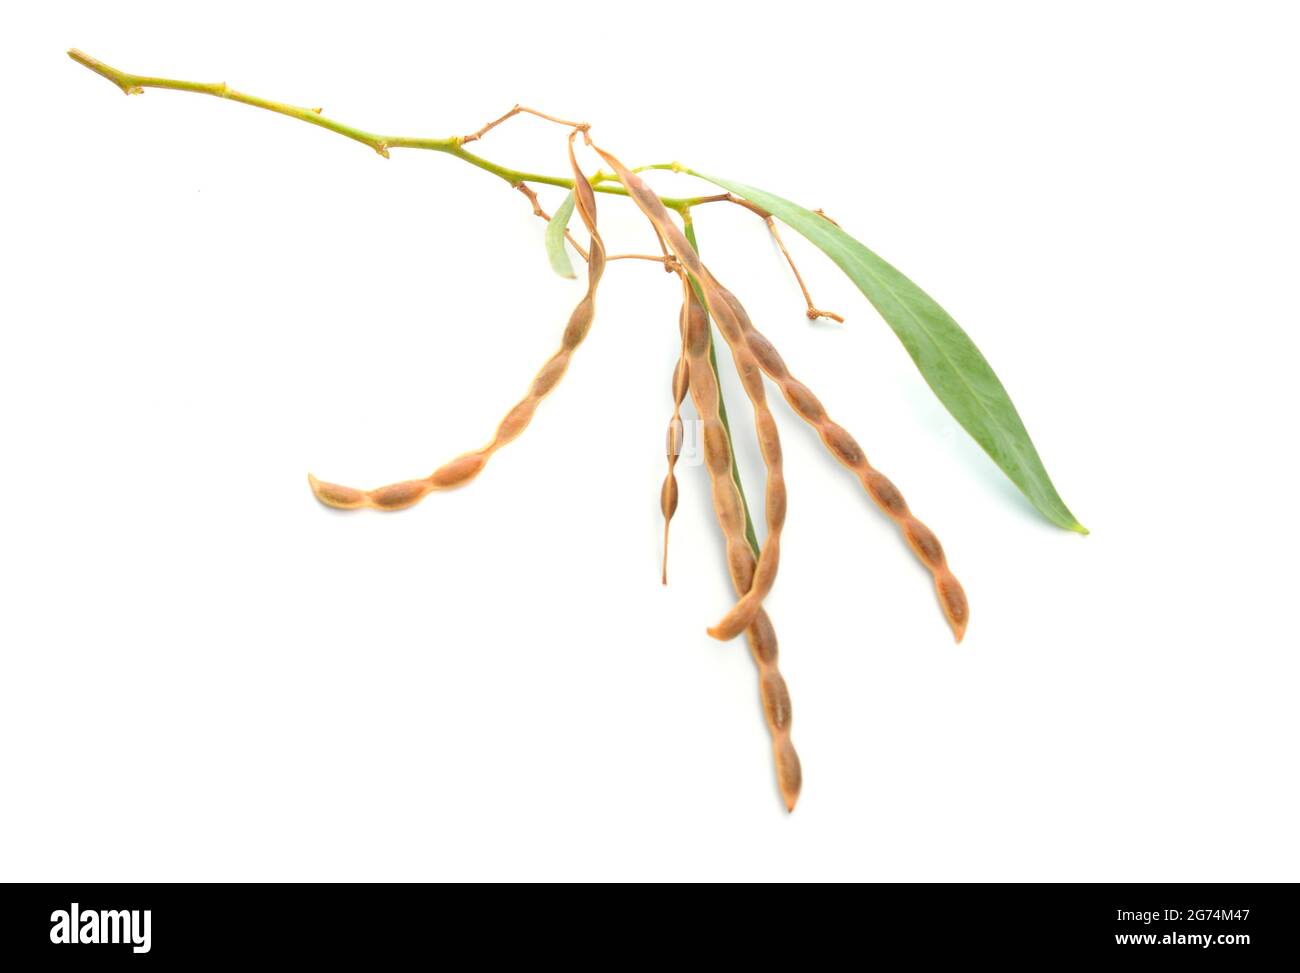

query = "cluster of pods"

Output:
[[307, 133, 968, 812], [69, 49, 971, 811]]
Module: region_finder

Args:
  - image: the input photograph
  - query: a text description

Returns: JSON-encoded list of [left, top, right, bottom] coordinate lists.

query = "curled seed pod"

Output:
[[680, 279, 802, 812], [659, 329, 690, 585], [309, 132, 607, 512], [592, 142, 967, 642], [589, 143, 787, 643]]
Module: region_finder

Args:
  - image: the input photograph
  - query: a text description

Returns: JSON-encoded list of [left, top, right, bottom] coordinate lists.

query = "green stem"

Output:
[[683, 216, 762, 560], [66, 50, 702, 211]]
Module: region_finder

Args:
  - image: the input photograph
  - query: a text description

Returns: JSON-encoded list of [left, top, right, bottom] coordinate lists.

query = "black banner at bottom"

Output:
[[0, 882, 1294, 962]]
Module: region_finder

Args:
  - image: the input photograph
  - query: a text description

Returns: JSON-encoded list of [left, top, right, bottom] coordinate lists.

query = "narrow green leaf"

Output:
[[545, 191, 577, 279], [688, 170, 1086, 534]]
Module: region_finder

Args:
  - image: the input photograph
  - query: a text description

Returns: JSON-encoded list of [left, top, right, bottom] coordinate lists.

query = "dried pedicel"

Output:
[[70, 50, 1086, 811]]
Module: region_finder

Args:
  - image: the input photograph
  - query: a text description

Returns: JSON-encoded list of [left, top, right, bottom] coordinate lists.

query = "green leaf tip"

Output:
[[688, 169, 1085, 535]]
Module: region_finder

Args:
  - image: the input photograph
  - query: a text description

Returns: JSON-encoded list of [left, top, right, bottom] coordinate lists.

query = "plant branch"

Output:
[[66, 50, 704, 212]]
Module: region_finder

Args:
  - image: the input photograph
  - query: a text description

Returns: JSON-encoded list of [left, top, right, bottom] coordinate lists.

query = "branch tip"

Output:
[[68, 48, 136, 95]]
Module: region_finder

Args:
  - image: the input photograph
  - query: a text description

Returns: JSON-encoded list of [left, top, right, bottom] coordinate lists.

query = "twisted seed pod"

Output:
[[680, 280, 801, 811], [737, 579, 801, 814], [718, 283, 969, 641], [659, 327, 690, 585], [589, 144, 786, 642], [309, 133, 607, 512], [702, 297, 787, 641], [591, 143, 967, 642]]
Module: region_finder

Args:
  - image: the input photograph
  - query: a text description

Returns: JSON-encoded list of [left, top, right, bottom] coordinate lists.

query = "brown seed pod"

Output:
[[589, 144, 788, 643], [680, 279, 801, 811], [717, 283, 969, 641], [702, 299, 787, 641], [592, 143, 967, 642], [309, 132, 607, 512], [659, 327, 690, 585]]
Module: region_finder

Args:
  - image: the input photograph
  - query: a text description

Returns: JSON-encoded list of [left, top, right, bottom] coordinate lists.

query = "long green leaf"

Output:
[[545, 191, 577, 279], [689, 170, 1086, 534]]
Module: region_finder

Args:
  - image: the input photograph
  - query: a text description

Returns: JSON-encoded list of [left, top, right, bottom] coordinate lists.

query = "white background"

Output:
[[2, 2, 1297, 881]]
